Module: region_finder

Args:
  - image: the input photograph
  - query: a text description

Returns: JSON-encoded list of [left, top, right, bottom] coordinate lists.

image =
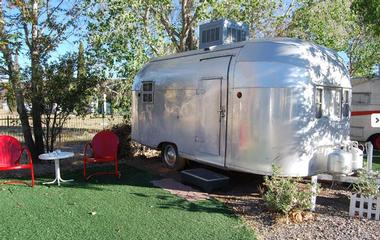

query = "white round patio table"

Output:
[[39, 151, 75, 186]]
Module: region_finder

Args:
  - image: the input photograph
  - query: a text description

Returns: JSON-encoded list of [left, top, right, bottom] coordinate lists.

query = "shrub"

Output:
[[353, 169, 379, 197], [263, 165, 317, 215], [111, 123, 132, 160]]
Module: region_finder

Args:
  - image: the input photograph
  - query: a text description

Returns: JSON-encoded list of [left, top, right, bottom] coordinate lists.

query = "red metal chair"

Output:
[[83, 130, 119, 180], [0, 135, 35, 187]]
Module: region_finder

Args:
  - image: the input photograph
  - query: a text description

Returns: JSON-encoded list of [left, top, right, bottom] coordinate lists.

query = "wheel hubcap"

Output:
[[164, 146, 177, 167]]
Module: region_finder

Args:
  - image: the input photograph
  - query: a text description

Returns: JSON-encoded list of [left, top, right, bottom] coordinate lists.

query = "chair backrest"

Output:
[[0, 135, 22, 167], [91, 130, 119, 158]]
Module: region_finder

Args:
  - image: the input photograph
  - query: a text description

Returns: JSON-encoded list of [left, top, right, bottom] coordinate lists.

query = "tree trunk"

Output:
[[30, 63, 45, 155], [30, 0, 45, 155], [0, 7, 37, 159], [3, 52, 37, 159]]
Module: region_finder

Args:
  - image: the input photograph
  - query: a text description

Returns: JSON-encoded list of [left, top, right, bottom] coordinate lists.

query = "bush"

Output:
[[111, 123, 132, 160], [353, 169, 379, 197], [263, 165, 317, 215]]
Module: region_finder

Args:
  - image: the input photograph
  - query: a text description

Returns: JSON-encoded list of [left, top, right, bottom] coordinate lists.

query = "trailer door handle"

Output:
[[218, 107, 226, 117]]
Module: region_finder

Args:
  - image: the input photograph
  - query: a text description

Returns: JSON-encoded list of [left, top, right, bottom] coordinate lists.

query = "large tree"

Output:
[[86, 0, 291, 118], [352, 0, 380, 36], [0, 5, 34, 157], [0, 1, 82, 159], [286, 0, 380, 77]]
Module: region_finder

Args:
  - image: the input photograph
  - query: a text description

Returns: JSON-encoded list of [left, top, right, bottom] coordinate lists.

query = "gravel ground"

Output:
[[214, 185, 380, 240], [128, 152, 380, 240]]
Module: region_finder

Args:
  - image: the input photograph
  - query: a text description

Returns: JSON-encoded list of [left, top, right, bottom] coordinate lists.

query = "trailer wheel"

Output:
[[370, 134, 380, 150], [161, 144, 186, 170]]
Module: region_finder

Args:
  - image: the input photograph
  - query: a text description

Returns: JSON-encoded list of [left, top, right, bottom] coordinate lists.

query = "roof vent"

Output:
[[199, 19, 249, 49]]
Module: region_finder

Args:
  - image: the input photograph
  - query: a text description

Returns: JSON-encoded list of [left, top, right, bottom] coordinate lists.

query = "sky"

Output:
[[16, 0, 351, 69], [17, 0, 86, 68]]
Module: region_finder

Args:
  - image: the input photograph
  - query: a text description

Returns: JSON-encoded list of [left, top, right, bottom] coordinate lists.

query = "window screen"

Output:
[[142, 81, 154, 103], [334, 90, 342, 118], [316, 86, 345, 120], [342, 90, 350, 117], [352, 92, 370, 105], [323, 88, 342, 120], [315, 88, 323, 118]]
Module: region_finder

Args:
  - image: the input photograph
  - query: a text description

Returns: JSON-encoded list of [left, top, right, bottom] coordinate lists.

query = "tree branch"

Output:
[[141, 8, 159, 56], [150, 7, 180, 52]]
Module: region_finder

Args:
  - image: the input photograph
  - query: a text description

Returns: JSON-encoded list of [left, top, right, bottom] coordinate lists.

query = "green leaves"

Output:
[[85, 0, 286, 118], [352, 0, 380, 36], [263, 165, 317, 215], [353, 169, 380, 197], [285, 0, 380, 77]]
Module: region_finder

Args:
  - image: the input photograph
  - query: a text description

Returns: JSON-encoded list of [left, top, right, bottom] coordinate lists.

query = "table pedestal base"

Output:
[[43, 159, 73, 186]]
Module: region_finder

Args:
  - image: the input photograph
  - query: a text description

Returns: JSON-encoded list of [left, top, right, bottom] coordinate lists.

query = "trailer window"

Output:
[[142, 81, 154, 103], [323, 88, 342, 120], [315, 88, 323, 118], [352, 92, 370, 105], [342, 90, 350, 117], [334, 90, 342, 118], [315, 87, 343, 120]]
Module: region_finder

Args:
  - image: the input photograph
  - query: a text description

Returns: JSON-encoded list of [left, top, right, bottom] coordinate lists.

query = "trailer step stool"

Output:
[[181, 168, 229, 192]]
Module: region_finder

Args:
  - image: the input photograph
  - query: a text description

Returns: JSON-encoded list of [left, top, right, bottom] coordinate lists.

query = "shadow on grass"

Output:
[[0, 163, 154, 192], [157, 198, 236, 216], [0, 164, 242, 218]]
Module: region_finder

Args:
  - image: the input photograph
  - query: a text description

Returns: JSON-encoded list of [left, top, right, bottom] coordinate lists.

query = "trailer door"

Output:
[[195, 56, 231, 167]]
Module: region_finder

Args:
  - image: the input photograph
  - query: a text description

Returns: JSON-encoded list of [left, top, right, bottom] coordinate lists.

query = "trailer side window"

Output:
[[334, 89, 342, 118], [352, 92, 370, 105], [323, 88, 342, 120], [142, 81, 154, 103], [342, 90, 350, 118], [315, 88, 323, 118]]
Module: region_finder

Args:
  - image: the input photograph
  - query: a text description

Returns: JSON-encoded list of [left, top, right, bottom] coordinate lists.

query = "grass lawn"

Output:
[[371, 151, 380, 171], [364, 149, 380, 171], [0, 165, 255, 240]]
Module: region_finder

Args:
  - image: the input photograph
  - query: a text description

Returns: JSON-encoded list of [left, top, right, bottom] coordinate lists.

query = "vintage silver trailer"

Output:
[[131, 38, 363, 177]]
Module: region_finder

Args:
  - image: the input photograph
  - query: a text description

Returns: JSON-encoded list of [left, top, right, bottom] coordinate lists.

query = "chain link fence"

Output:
[[0, 114, 125, 145]]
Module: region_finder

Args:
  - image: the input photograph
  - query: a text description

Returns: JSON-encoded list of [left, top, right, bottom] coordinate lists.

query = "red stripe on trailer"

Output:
[[351, 110, 380, 116]]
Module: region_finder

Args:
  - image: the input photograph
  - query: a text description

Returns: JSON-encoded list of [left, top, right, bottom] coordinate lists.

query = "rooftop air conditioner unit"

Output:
[[199, 19, 249, 49]]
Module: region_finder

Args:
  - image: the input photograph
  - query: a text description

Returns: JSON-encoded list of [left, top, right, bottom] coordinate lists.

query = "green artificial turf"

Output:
[[369, 150, 380, 171], [0, 165, 255, 240], [363, 149, 380, 171]]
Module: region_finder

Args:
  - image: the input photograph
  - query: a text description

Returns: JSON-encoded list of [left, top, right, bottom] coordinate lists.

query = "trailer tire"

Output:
[[370, 134, 380, 150], [161, 144, 186, 170]]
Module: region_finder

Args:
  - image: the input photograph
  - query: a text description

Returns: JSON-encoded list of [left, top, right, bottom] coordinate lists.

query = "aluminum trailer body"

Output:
[[132, 38, 359, 177], [350, 77, 380, 149]]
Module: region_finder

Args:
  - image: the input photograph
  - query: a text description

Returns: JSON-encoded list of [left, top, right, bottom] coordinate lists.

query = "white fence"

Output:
[[349, 194, 380, 220]]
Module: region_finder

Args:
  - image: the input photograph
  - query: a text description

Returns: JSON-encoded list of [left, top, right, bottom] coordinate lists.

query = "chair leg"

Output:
[[115, 159, 119, 178], [31, 166, 35, 187], [83, 159, 87, 179]]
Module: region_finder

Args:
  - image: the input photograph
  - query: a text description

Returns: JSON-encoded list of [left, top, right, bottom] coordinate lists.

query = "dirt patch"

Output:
[[151, 178, 209, 201]]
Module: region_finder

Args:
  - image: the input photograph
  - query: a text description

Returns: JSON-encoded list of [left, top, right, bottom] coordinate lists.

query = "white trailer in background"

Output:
[[350, 76, 380, 149]]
